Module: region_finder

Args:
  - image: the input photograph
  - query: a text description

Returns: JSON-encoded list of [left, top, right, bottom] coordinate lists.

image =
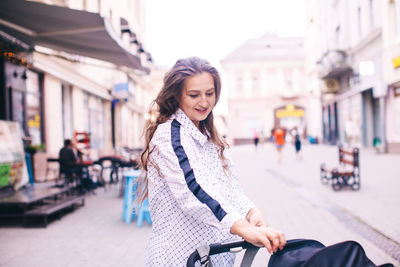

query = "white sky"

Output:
[[145, 0, 306, 67], [144, 0, 306, 114]]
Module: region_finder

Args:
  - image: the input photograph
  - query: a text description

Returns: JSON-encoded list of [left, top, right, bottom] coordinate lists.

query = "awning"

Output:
[[0, 0, 149, 74]]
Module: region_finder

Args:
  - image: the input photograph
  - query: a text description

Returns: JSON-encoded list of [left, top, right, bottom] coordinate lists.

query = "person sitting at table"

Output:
[[59, 139, 82, 184], [59, 139, 97, 192]]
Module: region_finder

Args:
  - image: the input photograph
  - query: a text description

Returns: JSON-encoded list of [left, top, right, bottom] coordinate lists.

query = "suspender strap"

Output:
[[240, 246, 260, 267], [197, 245, 213, 267]]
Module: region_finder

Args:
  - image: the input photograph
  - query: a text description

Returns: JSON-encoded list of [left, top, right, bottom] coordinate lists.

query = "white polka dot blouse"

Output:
[[144, 108, 255, 266]]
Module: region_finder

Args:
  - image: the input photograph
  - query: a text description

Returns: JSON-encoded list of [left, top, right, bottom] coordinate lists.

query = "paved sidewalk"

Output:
[[0, 185, 152, 267], [232, 143, 399, 266], [0, 143, 398, 266]]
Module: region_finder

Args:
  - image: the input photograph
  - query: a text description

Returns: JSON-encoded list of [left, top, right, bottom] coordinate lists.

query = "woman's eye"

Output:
[[189, 95, 198, 98], [206, 92, 214, 96]]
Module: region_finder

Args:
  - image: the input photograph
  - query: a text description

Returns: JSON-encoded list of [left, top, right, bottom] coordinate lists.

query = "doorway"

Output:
[[362, 89, 380, 147]]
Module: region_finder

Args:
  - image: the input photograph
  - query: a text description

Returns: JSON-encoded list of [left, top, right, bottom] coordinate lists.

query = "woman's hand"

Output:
[[264, 226, 286, 252], [230, 219, 286, 254], [246, 208, 268, 228]]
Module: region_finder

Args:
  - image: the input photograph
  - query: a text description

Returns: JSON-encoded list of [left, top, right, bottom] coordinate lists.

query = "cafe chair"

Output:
[[136, 198, 152, 227]]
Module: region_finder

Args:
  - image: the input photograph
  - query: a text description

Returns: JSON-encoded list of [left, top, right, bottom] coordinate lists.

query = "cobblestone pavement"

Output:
[[0, 143, 399, 267]]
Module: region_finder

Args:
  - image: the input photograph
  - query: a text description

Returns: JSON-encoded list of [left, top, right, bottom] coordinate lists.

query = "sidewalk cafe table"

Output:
[[70, 161, 94, 192]]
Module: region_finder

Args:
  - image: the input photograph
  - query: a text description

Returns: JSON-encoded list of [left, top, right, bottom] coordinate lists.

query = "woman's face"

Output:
[[180, 72, 216, 128]]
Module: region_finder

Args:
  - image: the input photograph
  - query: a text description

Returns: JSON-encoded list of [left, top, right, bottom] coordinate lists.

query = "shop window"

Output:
[[11, 88, 25, 133], [88, 96, 105, 150], [25, 70, 41, 146], [62, 84, 73, 139], [7, 66, 43, 146]]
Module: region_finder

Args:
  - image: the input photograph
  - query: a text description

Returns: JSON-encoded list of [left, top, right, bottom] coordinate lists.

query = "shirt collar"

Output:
[[171, 108, 208, 146]]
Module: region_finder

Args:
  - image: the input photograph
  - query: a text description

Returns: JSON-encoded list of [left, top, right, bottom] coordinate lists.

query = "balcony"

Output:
[[317, 50, 352, 79]]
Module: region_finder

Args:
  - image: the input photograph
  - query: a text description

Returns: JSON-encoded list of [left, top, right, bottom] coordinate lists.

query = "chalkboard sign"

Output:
[[0, 121, 28, 189]]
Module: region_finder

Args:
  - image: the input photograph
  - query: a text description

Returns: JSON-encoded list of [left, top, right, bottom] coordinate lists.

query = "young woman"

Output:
[[138, 57, 286, 266]]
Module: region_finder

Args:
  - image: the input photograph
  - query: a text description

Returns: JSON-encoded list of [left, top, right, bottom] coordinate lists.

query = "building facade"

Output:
[[306, 0, 400, 152], [221, 34, 319, 145], [0, 0, 161, 164], [382, 0, 400, 152]]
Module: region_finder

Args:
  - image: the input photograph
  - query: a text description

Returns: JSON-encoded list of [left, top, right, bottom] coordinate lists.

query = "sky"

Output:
[[145, 0, 306, 67], [144, 0, 306, 114]]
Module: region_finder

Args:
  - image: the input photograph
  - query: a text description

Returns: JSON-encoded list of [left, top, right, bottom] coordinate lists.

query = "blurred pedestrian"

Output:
[[292, 127, 302, 160], [253, 129, 259, 151], [138, 57, 286, 266], [345, 117, 357, 147], [273, 127, 286, 163]]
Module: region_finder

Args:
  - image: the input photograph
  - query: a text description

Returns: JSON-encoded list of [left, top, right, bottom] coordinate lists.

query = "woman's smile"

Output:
[[180, 72, 216, 128]]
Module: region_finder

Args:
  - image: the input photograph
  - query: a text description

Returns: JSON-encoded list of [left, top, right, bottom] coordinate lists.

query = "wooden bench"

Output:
[[320, 146, 360, 191], [24, 195, 85, 227]]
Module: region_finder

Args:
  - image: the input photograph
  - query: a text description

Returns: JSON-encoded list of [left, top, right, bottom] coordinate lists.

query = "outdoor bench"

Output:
[[320, 145, 360, 191], [24, 195, 85, 227]]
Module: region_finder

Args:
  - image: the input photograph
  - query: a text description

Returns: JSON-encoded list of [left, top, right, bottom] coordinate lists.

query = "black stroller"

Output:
[[187, 239, 395, 267]]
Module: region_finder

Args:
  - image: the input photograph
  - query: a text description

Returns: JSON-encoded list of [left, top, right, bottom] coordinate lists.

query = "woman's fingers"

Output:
[[267, 232, 280, 252], [265, 228, 286, 252], [278, 231, 286, 250], [260, 235, 273, 254], [233, 220, 286, 254]]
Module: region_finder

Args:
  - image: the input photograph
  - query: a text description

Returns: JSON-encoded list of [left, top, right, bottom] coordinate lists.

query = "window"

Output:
[[335, 25, 341, 47], [358, 6, 362, 39], [251, 71, 260, 96], [369, 0, 374, 30], [395, 0, 400, 39], [8, 66, 43, 146], [283, 68, 293, 95], [236, 73, 244, 95], [88, 96, 105, 150], [25, 71, 42, 146], [62, 84, 73, 139], [11, 89, 25, 135]]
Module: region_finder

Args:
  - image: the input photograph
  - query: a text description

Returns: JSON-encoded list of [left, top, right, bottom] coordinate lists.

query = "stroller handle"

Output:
[[186, 240, 256, 267]]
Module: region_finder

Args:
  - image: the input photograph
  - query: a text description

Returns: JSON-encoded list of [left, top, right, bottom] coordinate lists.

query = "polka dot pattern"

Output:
[[144, 109, 254, 266]]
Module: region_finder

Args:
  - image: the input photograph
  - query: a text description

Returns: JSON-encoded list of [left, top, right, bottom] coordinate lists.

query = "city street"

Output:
[[0, 143, 399, 267], [232, 143, 400, 266], [1, 1, 400, 266]]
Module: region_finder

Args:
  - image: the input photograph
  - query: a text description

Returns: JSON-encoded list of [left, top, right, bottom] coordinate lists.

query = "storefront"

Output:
[[382, 44, 400, 153], [338, 94, 362, 147], [387, 81, 400, 152], [321, 101, 339, 145], [0, 37, 44, 148], [274, 104, 305, 134]]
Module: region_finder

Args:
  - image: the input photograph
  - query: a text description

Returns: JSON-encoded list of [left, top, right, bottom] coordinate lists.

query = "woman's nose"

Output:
[[200, 95, 207, 104], [199, 95, 208, 106]]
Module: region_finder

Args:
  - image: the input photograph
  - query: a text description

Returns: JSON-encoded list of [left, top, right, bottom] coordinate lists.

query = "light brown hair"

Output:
[[137, 57, 229, 203]]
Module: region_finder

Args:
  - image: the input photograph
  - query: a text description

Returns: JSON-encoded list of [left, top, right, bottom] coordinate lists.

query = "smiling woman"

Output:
[[137, 57, 286, 266], [180, 72, 216, 128]]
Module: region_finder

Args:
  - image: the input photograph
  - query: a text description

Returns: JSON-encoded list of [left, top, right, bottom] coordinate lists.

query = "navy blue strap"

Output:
[[171, 119, 227, 221]]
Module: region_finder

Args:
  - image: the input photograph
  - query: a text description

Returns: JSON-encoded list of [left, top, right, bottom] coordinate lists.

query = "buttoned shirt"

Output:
[[144, 109, 254, 266]]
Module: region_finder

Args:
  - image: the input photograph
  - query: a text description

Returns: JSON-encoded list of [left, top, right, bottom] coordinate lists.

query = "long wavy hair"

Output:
[[136, 57, 229, 204]]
